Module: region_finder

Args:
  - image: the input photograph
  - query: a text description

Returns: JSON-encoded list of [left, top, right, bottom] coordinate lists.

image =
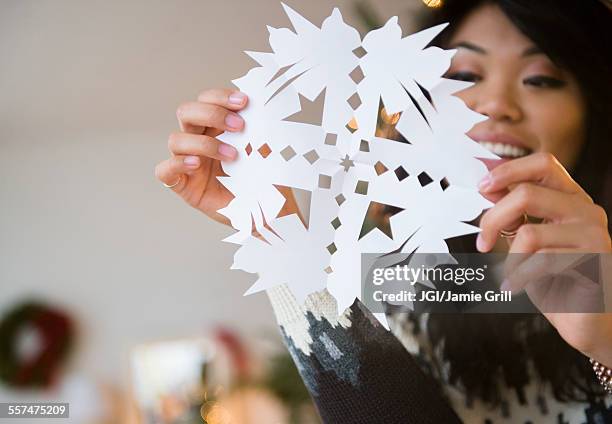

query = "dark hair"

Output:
[[416, 0, 612, 406]]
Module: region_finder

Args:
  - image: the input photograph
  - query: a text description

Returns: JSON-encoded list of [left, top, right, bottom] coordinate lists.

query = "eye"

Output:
[[523, 75, 566, 88], [445, 71, 482, 83]]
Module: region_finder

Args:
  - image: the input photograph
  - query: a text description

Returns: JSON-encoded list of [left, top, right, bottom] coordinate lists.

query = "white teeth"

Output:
[[477, 141, 528, 158]]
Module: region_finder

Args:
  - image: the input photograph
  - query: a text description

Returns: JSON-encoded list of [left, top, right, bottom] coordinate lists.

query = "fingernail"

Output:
[[500, 279, 511, 292], [225, 113, 243, 130], [476, 233, 487, 252], [478, 174, 491, 191], [184, 155, 200, 166], [228, 92, 247, 105], [218, 143, 237, 159]]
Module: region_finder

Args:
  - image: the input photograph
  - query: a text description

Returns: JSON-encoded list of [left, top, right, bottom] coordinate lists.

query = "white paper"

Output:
[[217, 3, 496, 327]]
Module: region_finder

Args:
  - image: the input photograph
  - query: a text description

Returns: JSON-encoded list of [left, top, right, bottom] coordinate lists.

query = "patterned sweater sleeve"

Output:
[[265, 284, 462, 424]]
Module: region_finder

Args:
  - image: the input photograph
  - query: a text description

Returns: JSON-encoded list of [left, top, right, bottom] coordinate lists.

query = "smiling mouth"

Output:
[[477, 141, 532, 159]]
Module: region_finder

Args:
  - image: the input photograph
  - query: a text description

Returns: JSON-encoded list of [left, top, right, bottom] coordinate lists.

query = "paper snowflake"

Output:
[[217, 4, 497, 327]]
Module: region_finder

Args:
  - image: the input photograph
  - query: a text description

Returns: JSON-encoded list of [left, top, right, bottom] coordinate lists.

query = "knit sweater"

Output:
[[266, 285, 612, 424]]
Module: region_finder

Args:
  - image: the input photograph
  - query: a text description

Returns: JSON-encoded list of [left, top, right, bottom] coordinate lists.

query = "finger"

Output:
[[502, 224, 584, 282], [502, 252, 556, 294], [508, 223, 591, 254], [480, 188, 509, 204], [176, 102, 245, 134], [199, 89, 248, 138], [197, 88, 248, 111], [154, 155, 201, 190], [168, 132, 238, 161], [479, 152, 588, 197], [504, 250, 602, 302], [477, 183, 582, 252]]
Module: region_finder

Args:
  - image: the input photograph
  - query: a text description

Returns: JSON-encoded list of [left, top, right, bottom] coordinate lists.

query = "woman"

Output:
[[155, 0, 612, 422]]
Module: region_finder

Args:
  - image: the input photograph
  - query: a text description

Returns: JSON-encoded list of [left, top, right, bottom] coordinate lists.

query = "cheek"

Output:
[[523, 93, 586, 168]]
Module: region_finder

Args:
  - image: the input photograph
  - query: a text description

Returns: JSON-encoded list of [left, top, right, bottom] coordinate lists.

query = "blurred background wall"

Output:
[[0, 0, 421, 421]]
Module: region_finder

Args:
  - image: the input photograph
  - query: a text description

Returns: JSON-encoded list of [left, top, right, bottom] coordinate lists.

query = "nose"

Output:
[[467, 79, 523, 122]]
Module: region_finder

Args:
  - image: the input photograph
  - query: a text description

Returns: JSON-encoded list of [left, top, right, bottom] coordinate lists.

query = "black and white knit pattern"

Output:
[[267, 285, 612, 423]]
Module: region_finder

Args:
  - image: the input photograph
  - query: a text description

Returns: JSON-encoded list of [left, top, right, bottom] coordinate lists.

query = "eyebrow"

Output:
[[451, 42, 544, 57], [521, 46, 542, 56], [451, 41, 487, 54]]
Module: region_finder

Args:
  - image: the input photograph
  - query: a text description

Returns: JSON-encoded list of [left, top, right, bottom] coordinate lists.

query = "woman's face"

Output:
[[446, 4, 587, 170]]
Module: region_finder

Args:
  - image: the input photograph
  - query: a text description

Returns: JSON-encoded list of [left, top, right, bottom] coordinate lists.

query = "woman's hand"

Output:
[[155, 88, 300, 230], [155, 89, 248, 225], [476, 151, 612, 364]]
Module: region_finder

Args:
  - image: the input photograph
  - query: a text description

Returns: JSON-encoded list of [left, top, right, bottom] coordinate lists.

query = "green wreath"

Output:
[[0, 301, 74, 388]]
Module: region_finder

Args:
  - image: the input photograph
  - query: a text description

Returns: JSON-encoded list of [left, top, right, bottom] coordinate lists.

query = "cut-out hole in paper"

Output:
[[280, 145, 296, 161], [377, 100, 406, 142], [273, 185, 300, 219], [265, 69, 308, 105], [406, 89, 430, 127], [266, 63, 293, 86], [375, 161, 389, 176], [283, 91, 325, 126], [324, 133, 337, 146], [355, 180, 369, 195], [327, 242, 337, 255], [290, 186, 312, 229], [395, 166, 410, 181], [331, 217, 341, 229], [245, 143, 253, 156], [335, 194, 346, 206], [347, 92, 362, 110], [352, 46, 367, 58], [324, 266, 333, 274], [340, 154, 355, 172], [417, 82, 434, 107], [380, 107, 401, 125], [418, 171, 434, 187], [318, 174, 332, 189], [345, 118, 358, 133], [359, 139, 370, 152], [440, 177, 450, 191], [349, 66, 365, 84], [359, 201, 405, 240], [258, 143, 272, 158], [303, 149, 319, 164]]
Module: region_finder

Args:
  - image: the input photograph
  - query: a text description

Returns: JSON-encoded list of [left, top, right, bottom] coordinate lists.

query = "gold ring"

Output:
[[163, 175, 183, 188], [500, 213, 528, 238]]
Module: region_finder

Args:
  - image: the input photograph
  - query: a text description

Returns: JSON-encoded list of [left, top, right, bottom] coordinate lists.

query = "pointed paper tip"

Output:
[[426, 22, 450, 38], [280, 2, 301, 23], [280, 2, 292, 13], [282, 2, 318, 33], [406, 22, 449, 45], [222, 231, 245, 244], [244, 50, 263, 62], [243, 281, 264, 296]]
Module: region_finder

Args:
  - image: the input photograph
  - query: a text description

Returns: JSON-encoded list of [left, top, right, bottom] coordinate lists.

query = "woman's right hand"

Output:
[[155, 88, 248, 225]]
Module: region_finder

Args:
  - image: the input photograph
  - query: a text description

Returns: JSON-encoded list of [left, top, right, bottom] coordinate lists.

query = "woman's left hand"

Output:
[[476, 151, 612, 364]]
